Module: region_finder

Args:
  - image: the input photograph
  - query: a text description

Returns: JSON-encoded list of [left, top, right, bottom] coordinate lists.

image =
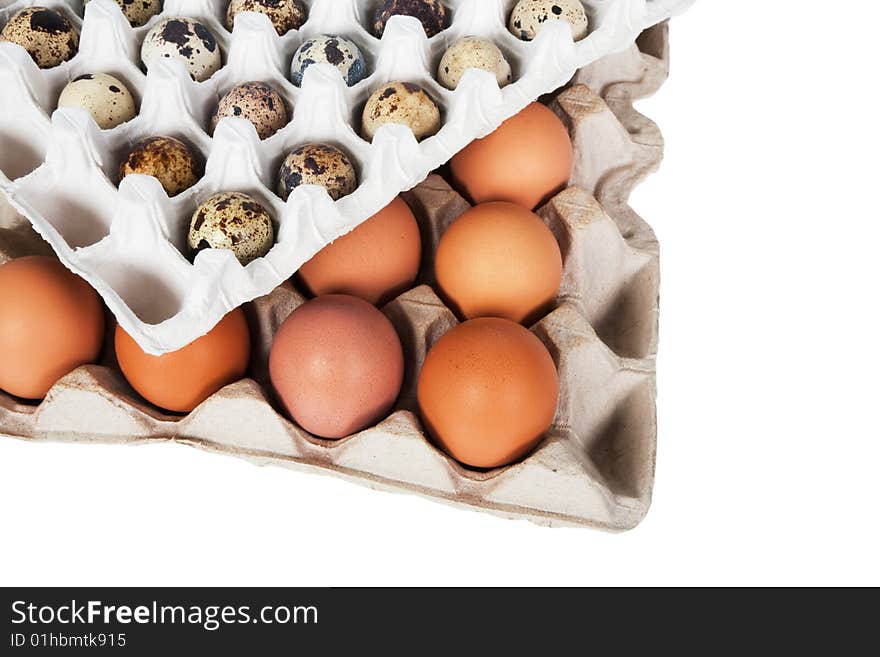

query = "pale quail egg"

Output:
[[277, 144, 357, 201], [509, 0, 589, 42], [84, 0, 163, 28], [362, 82, 441, 142], [189, 192, 275, 266], [290, 35, 366, 87], [141, 17, 222, 82], [211, 81, 288, 140], [58, 73, 137, 130], [226, 0, 307, 36], [118, 136, 200, 197], [0, 7, 79, 69], [438, 37, 512, 90], [373, 0, 448, 38]]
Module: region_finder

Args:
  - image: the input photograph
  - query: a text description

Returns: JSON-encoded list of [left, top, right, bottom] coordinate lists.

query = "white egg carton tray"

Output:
[[0, 23, 673, 529], [0, 0, 691, 354]]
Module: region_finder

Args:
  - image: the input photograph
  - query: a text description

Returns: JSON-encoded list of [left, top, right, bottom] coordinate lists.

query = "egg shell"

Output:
[[141, 17, 222, 82], [188, 192, 275, 266], [226, 0, 307, 36], [277, 143, 357, 202], [269, 295, 405, 439], [373, 0, 448, 38], [417, 317, 559, 469], [290, 35, 366, 87], [118, 136, 200, 197], [85, 0, 162, 28], [0, 256, 105, 400], [435, 201, 562, 325], [0, 7, 79, 69], [211, 81, 288, 140], [297, 197, 421, 306], [58, 73, 137, 130], [449, 101, 573, 210], [115, 309, 250, 413], [438, 37, 512, 90], [362, 82, 441, 142], [509, 0, 590, 42]]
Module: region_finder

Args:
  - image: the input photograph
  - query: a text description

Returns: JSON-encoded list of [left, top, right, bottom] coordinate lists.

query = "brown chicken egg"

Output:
[[435, 201, 562, 325], [417, 318, 559, 469], [269, 295, 404, 439], [0, 256, 105, 399], [297, 197, 421, 306], [449, 102, 573, 210], [115, 309, 250, 413]]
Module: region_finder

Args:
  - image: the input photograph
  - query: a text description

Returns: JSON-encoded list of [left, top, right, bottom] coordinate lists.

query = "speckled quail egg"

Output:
[[84, 0, 163, 28], [438, 37, 512, 90], [141, 17, 222, 82], [118, 136, 200, 197], [373, 0, 448, 38], [226, 0, 307, 36], [362, 82, 441, 142], [277, 144, 357, 201], [509, 0, 589, 41], [290, 35, 366, 88], [58, 73, 137, 130], [0, 7, 79, 69], [211, 81, 288, 140], [189, 192, 275, 266]]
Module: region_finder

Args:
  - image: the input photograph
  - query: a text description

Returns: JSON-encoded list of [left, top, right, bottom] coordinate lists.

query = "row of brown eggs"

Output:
[[0, 98, 574, 469]]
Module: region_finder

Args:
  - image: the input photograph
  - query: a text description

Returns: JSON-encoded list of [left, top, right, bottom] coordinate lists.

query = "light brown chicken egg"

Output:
[[418, 318, 559, 469], [434, 201, 562, 325], [449, 102, 573, 210]]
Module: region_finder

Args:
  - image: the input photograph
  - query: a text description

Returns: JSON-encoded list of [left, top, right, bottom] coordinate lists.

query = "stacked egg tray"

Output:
[[0, 0, 689, 354], [0, 21, 671, 530]]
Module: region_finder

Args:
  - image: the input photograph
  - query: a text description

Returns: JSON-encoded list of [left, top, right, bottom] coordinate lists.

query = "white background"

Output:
[[2, 1, 879, 586]]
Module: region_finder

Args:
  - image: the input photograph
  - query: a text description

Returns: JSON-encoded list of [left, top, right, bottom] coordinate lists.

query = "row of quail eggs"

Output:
[[2, 0, 590, 142], [1, 0, 590, 78]]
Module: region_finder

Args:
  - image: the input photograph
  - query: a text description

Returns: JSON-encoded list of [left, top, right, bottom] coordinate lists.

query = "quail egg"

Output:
[[58, 73, 137, 130], [278, 144, 357, 201], [226, 0, 307, 36], [290, 35, 366, 87], [189, 192, 275, 266], [211, 81, 288, 140], [118, 136, 200, 197], [362, 82, 441, 142], [141, 17, 222, 82], [438, 37, 512, 90], [0, 7, 79, 69], [85, 0, 163, 28], [509, 0, 589, 42], [373, 0, 448, 38]]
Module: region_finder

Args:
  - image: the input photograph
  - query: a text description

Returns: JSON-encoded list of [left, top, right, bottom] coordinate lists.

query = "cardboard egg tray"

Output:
[[0, 0, 690, 354], [0, 21, 672, 530]]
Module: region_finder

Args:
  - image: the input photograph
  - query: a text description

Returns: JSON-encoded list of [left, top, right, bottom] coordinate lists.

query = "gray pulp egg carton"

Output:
[[0, 0, 691, 354], [0, 20, 673, 529]]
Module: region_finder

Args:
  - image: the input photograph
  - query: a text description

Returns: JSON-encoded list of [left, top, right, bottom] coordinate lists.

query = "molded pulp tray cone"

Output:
[[1, 20, 673, 530]]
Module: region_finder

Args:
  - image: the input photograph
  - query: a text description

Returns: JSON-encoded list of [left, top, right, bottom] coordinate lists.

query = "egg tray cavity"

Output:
[[0, 0, 691, 355], [0, 27, 669, 530]]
